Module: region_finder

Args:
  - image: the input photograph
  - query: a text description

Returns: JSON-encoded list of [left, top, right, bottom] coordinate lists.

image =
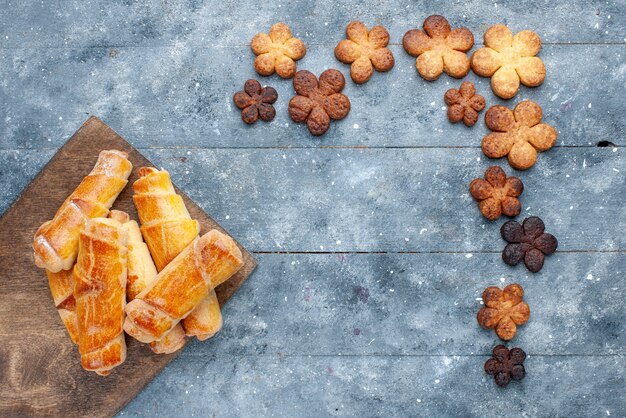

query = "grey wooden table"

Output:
[[1, 0, 624, 416]]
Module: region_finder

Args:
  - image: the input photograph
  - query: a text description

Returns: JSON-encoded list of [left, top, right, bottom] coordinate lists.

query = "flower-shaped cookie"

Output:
[[477, 283, 530, 341], [250, 23, 306, 79], [484, 345, 526, 387], [444, 81, 485, 127], [482, 100, 557, 170], [501, 216, 558, 273], [233, 79, 278, 124], [469, 166, 523, 220], [334, 21, 395, 84], [471, 24, 545, 99], [402, 15, 474, 80], [288, 69, 351, 136]]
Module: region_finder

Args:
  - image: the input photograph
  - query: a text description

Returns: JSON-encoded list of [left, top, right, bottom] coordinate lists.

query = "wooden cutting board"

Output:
[[0, 116, 257, 417]]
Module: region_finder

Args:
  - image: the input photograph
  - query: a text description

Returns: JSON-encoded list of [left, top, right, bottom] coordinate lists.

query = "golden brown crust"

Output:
[[181, 288, 222, 341], [469, 166, 523, 220], [288, 69, 351, 136], [471, 24, 545, 99], [251, 22, 306, 79], [443, 81, 486, 127], [402, 15, 473, 80], [124, 230, 243, 343], [46, 269, 79, 344], [74, 217, 128, 375], [132, 168, 200, 271], [33, 150, 132, 272], [482, 100, 557, 170], [477, 284, 530, 341], [334, 21, 394, 84], [149, 323, 187, 354]]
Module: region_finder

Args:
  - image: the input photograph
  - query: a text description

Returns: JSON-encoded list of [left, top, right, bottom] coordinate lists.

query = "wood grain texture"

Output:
[[0, 117, 256, 417]]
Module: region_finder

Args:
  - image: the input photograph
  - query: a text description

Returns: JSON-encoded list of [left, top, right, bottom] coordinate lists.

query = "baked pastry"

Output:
[[124, 230, 244, 343], [73, 217, 128, 376], [501, 216, 558, 273], [132, 167, 222, 341], [402, 15, 473, 80], [288, 69, 351, 136], [108, 210, 186, 354], [46, 269, 79, 344], [132, 167, 200, 271], [482, 100, 557, 170], [251, 22, 306, 79], [181, 288, 223, 341], [334, 21, 394, 84], [484, 345, 526, 387], [444, 81, 485, 127], [469, 166, 523, 220], [471, 24, 545, 99], [233, 79, 278, 124], [477, 283, 530, 341], [33, 150, 132, 272]]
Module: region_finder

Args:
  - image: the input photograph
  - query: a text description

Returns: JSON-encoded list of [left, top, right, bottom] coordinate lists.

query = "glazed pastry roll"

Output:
[[46, 269, 79, 344], [124, 230, 243, 343], [132, 167, 199, 271], [108, 210, 187, 354], [33, 150, 132, 272], [73, 217, 128, 376], [132, 167, 223, 341], [181, 288, 223, 341]]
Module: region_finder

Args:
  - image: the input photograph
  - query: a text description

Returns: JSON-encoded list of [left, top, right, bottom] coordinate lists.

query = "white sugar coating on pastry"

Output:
[[73, 216, 128, 375], [124, 230, 243, 343], [33, 150, 132, 272]]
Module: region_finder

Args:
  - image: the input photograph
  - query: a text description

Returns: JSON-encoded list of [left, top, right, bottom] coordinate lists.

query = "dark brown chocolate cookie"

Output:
[[484, 345, 526, 387], [233, 79, 278, 124], [444, 81, 485, 127], [501, 216, 558, 273]]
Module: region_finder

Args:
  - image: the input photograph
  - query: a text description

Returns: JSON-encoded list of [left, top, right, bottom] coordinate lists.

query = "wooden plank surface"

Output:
[[2, 45, 624, 149], [0, 0, 624, 47], [0, 117, 256, 417], [2, 147, 623, 252]]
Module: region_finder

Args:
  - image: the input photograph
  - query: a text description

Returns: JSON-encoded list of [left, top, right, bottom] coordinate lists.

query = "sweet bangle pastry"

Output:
[[181, 288, 223, 341], [73, 217, 128, 376], [46, 269, 79, 344], [123, 230, 244, 343], [33, 150, 132, 272], [132, 167, 200, 271], [108, 210, 186, 354], [132, 167, 224, 341]]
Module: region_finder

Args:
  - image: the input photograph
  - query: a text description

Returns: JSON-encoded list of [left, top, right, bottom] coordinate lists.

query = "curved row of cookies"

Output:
[[33, 150, 243, 375], [249, 18, 545, 99]]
